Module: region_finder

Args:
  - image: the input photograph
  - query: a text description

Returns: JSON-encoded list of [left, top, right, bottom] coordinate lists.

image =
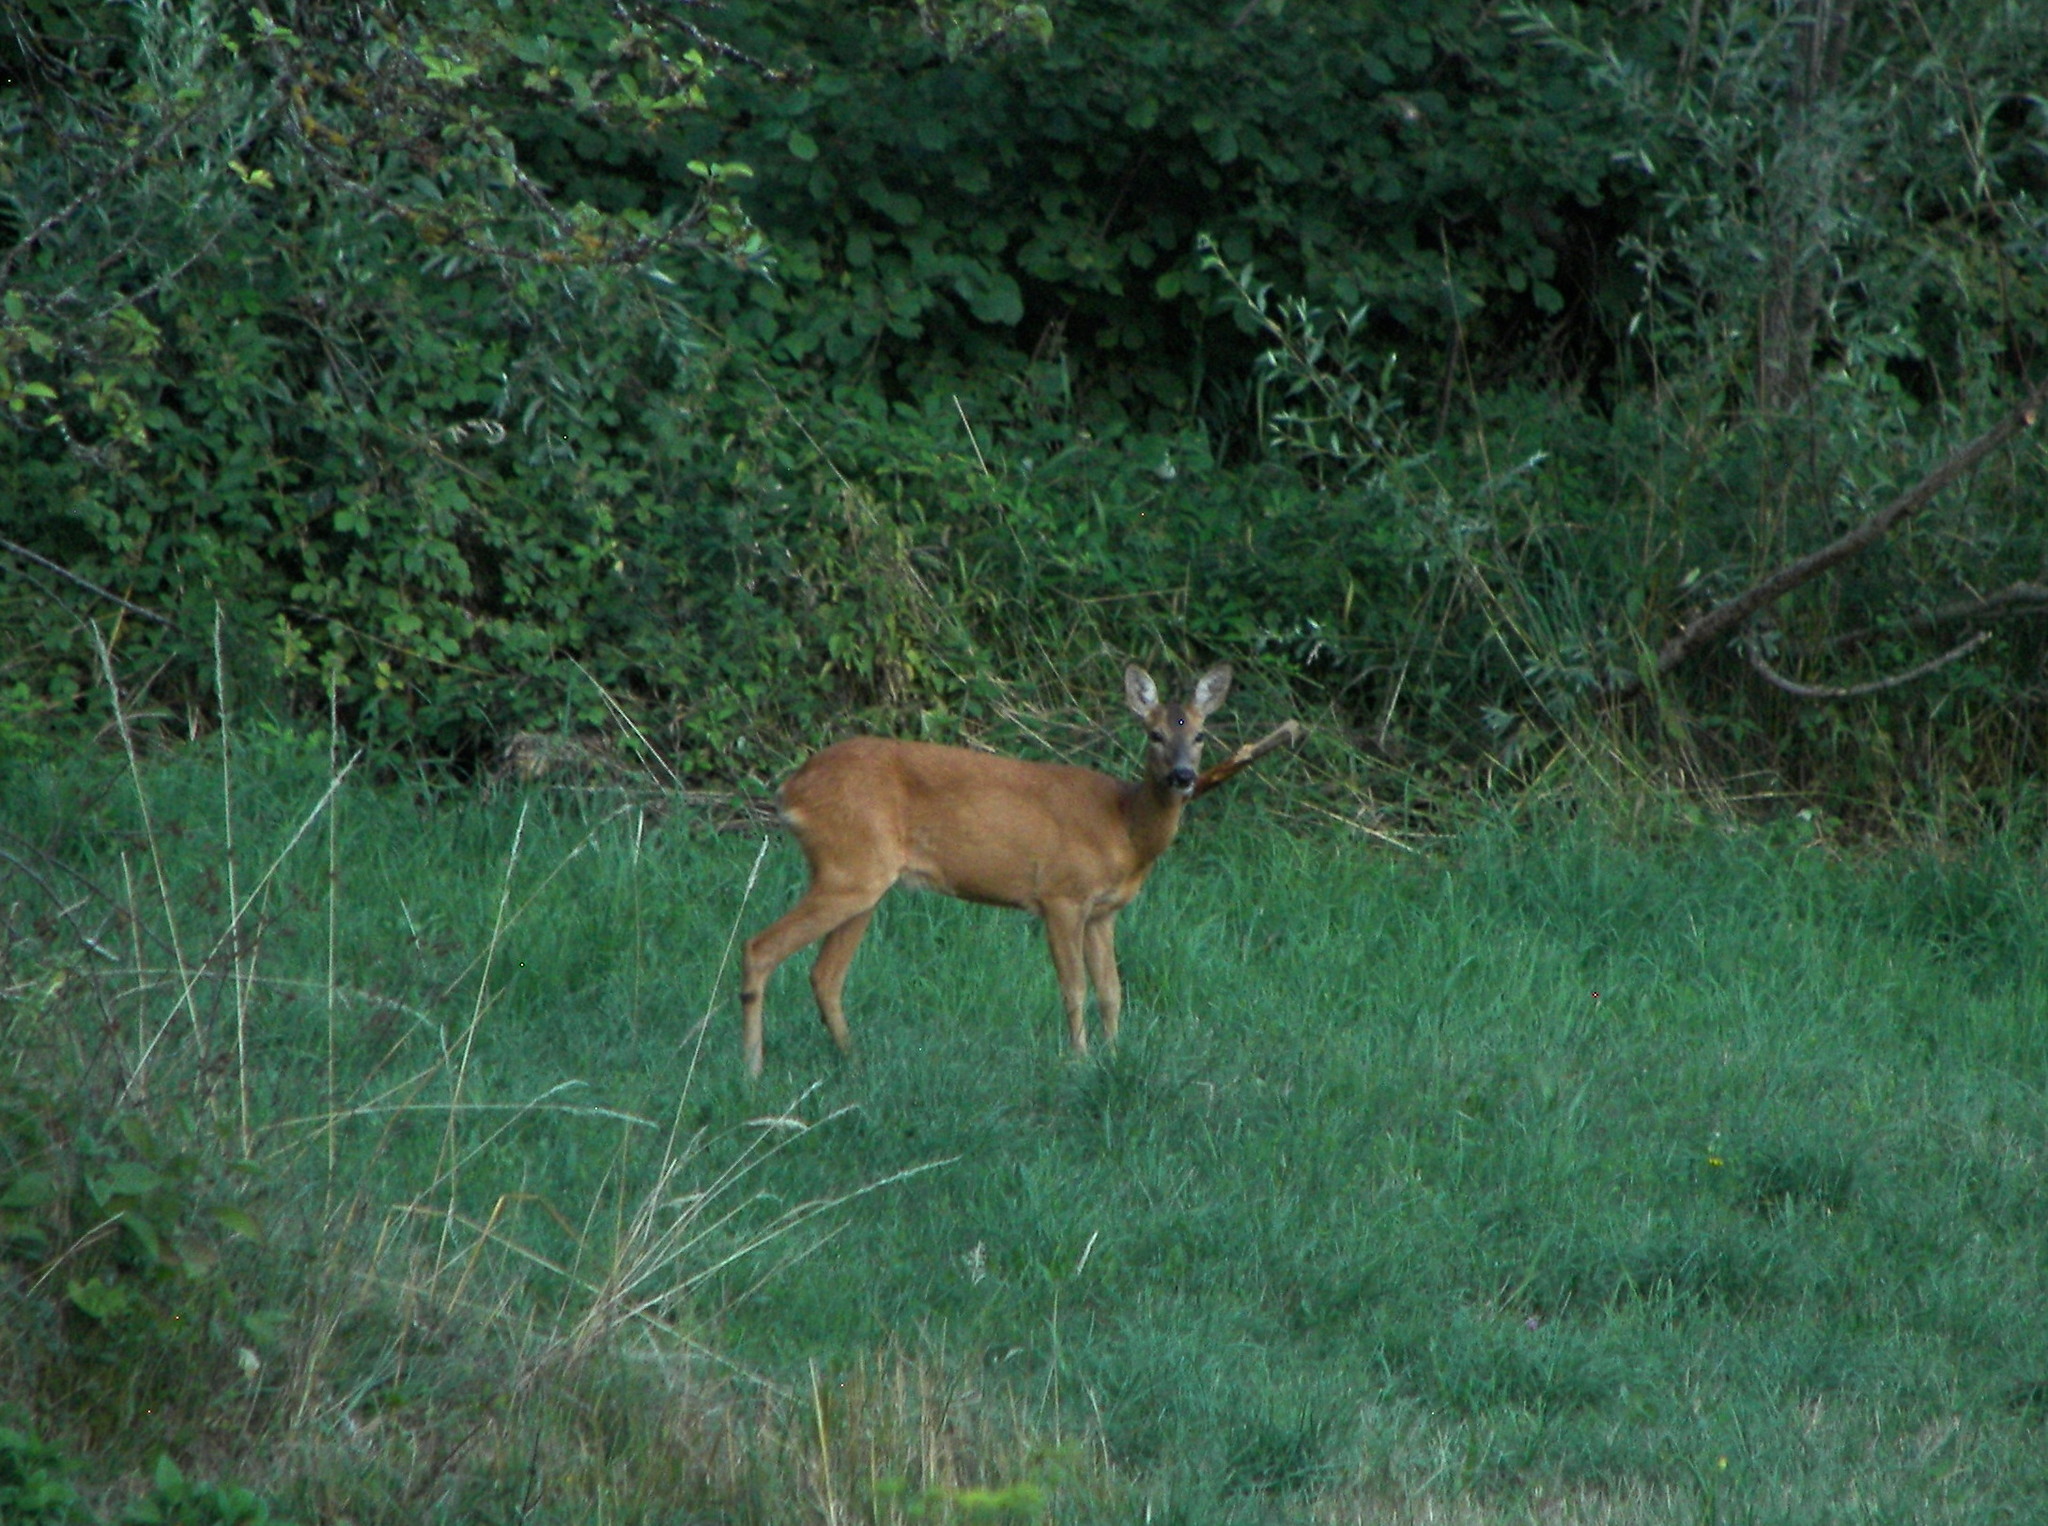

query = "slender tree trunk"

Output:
[[1754, 0, 1855, 416]]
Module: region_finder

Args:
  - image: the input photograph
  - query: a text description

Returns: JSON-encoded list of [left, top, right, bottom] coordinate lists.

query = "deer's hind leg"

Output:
[[741, 871, 892, 1076], [809, 906, 875, 1055]]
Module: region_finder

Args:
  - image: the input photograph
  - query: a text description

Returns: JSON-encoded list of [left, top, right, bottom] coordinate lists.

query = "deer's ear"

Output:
[[1125, 664, 1160, 718], [1192, 664, 1232, 714]]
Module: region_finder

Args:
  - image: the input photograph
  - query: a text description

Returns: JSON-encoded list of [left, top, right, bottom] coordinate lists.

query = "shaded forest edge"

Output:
[[3, 0, 2047, 832]]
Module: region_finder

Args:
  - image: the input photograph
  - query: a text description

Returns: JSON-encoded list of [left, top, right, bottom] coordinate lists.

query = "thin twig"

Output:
[[1744, 628, 1993, 701], [116, 748, 363, 1110], [1305, 802, 1424, 853], [0, 537, 178, 629], [673, 834, 772, 1122]]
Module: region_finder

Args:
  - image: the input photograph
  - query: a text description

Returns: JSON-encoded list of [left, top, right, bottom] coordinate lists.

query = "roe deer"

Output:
[[739, 664, 1232, 1075]]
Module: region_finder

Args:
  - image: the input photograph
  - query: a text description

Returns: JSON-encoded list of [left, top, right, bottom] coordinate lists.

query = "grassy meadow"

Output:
[[5, 735, 2048, 1523]]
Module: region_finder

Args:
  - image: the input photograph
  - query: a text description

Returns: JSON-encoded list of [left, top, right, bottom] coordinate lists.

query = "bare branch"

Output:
[[1192, 720, 1306, 799], [1744, 628, 1993, 702], [1614, 371, 2048, 699], [0, 537, 179, 630]]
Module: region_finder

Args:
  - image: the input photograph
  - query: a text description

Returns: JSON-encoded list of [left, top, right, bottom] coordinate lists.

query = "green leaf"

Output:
[[212, 1204, 266, 1242], [1, 1169, 57, 1210], [952, 267, 1023, 326], [67, 1277, 133, 1321], [786, 128, 819, 162], [94, 1161, 167, 1200]]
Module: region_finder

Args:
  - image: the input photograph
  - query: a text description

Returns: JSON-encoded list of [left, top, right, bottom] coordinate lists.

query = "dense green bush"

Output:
[[0, 0, 766, 759], [549, 0, 1643, 427], [2, 0, 2046, 817]]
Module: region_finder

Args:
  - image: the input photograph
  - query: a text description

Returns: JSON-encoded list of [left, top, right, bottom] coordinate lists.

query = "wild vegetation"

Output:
[[4, 0, 2048, 1518], [1, 0, 2044, 816], [6, 735, 2048, 1521]]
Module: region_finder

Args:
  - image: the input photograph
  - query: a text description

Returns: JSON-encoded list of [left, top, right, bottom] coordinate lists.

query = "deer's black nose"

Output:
[[1168, 765, 1197, 792]]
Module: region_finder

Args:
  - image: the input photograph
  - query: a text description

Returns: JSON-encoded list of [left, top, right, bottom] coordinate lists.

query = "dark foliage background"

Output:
[[3, 0, 2046, 820]]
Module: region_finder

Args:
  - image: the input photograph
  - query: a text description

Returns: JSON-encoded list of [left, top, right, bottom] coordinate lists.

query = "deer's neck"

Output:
[[1120, 776, 1188, 868]]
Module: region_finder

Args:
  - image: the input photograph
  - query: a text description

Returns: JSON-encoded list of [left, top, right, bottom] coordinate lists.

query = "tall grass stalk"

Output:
[[92, 620, 202, 1071], [431, 797, 528, 1283], [214, 606, 251, 1154], [325, 674, 340, 1184]]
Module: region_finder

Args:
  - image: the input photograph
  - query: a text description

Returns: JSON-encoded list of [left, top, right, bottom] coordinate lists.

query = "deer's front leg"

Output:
[[1083, 911, 1122, 1048], [1041, 901, 1091, 1056]]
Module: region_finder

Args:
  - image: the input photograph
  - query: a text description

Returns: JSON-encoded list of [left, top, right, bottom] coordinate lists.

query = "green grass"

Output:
[[5, 739, 2048, 1522]]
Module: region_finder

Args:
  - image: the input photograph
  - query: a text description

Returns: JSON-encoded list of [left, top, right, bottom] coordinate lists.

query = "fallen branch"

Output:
[[1192, 720, 1306, 798], [1613, 372, 2048, 699], [1745, 628, 1994, 702]]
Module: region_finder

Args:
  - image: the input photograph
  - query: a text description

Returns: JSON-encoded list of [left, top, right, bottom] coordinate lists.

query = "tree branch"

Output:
[[1192, 720, 1306, 798], [1744, 628, 1992, 701], [1613, 372, 2048, 699], [0, 538, 179, 630]]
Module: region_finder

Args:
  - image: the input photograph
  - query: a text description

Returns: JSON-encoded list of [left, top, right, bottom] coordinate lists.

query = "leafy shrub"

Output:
[[120, 1456, 285, 1526], [0, 1423, 91, 1526], [3, 0, 2047, 822], [0, 1426, 287, 1526]]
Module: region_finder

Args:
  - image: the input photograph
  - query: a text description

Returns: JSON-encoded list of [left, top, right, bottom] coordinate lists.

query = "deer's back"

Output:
[[778, 738, 1140, 908]]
